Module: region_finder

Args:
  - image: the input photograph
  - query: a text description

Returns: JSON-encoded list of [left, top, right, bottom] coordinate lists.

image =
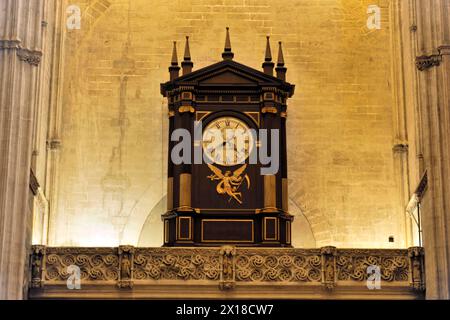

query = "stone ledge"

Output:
[[0, 39, 42, 66], [29, 246, 425, 299]]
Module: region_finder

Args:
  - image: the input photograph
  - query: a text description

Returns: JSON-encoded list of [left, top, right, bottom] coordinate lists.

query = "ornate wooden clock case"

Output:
[[161, 29, 295, 247]]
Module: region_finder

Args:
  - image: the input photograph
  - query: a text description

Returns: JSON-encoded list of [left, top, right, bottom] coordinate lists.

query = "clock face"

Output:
[[202, 116, 254, 166]]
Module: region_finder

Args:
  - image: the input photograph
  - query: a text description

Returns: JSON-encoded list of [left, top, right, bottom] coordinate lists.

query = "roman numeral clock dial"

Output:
[[202, 117, 254, 167]]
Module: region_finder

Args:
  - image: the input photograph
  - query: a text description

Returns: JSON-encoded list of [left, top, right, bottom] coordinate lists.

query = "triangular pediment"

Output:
[[161, 59, 295, 96], [174, 60, 283, 85], [198, 69, 259, 85]]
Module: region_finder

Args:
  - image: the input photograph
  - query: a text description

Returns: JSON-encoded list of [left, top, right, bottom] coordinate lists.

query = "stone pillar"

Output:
[[395, 0, 450, 299], [0, 0, 47, 299], [414, 0, 450, 300]]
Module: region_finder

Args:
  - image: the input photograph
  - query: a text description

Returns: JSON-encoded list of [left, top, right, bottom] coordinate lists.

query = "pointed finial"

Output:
[[222, 27, 234, 60], [171, 41, 178, 66], [169, 41, 180, 80], [262, 36, 274, 76], [265, 36, 272, 61], [276, 41, 287, 81], [184, 36, 191, 61], [182, 36, 194, 75], [277, 41, 285, 66]]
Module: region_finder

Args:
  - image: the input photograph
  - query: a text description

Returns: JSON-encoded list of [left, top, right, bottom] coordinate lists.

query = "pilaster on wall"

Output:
[[389, 0, 414, 248], [394, 0, 450, 299], [0, 0, 59, 299]]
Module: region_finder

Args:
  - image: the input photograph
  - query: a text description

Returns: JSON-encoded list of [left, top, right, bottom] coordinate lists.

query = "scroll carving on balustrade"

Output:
[[44, 247, 119, 283], [31, 246, 424, 292], [133, 248, 221, 281], [234, 248, 322, 283], [335, 249, 409, 283]]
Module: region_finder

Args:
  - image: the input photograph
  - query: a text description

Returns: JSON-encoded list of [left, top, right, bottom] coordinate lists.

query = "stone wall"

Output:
[[48, 0, 406, 248]]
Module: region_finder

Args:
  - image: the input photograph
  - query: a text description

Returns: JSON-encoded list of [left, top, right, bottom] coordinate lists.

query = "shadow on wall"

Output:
[[137, 196, 165, 246], [138, 196, 316, 248]]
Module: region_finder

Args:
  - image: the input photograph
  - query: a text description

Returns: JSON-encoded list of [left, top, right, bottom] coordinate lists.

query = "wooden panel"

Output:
[[264, 175, 276, 209], [167, 177, 173, 210], [286, 221, 291, 244], [201, 219, 254, 243], [179, 173, 191, 209], [282, 178, 288, 212], [164, 220, 169, 244], [177, 217, 192, 240], [263, 217, 278, 241]]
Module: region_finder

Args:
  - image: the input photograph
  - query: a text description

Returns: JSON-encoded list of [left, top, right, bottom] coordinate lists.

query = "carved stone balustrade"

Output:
[[29, 246, 425, 299]]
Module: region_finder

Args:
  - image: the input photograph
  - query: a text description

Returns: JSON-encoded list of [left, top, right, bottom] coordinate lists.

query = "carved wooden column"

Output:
[[260, 89, 278, 212]]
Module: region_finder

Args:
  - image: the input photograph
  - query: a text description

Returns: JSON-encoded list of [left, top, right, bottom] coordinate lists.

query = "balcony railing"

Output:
[[29, 246, 425, 299]]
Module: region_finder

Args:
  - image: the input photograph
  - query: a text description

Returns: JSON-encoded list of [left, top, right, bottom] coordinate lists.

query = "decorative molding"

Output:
[[0, 39, 21, 50], [44, 248, 119, 284], [438, 45, 450, 56], [336, 249, 410, 282], [46, 139, 62, 151], [29, 246, 425, 298], [17, 48, 42, 66], [415, 45, 449, 71], [261, 106, 277, 114], [133, 248, 220, 281], [393, 142, 409, 153], [178, 106, 195, 114], [234, 248, 321, 282], [0, 39, 42, 66]]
